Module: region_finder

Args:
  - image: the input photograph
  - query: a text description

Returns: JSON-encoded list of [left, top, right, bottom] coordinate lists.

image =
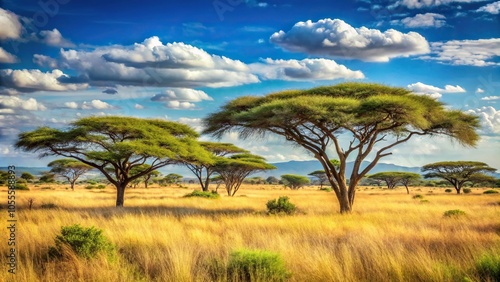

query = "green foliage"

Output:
[[15, 183, 29, 190], [463, 188, 472, 194], [184, 190, 220, 199], [40, 203, 58, 209], [444, 189, 453, 193], [20, 172, 35, 181], [474, 251, 500, 282], [319, 187, 333, 192], [484, 189, 499, 194], [227, 249, 290, 282], [85, 185, 97, 189], [49, 224, 115, 260], [281, 174, 310, 190], [443, 209, 466, 217], [412, 194, 424, 199], [266, 196, 297, 215], [164, 173, 183, 185]]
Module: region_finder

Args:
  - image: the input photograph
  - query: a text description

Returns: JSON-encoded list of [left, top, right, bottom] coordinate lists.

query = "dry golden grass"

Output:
[[1, 183, 499, 282]]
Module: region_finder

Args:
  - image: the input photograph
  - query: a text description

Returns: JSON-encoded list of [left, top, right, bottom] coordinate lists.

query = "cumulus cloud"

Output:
[[43, 36, 259, 88], [177, 117, 203, 132], [82, 100, 113, 110], [0, 8, 22, 40], [64, 102, 78, 109], [134, 104, 144, 109], [476, 88, 485, 93], [0, 47, 17, 63], [467, 106, 500, 134], [0, 96, 46, 111], [166, 101, 196, 109], [407, 82, 466, 98], [151, 88, 213, 102], [476, 1, 500, 14], [36, 28, 75, 48], [421, 38, 500, 66], [397, 0, 487, 9], [33, 54, 59, 68], [481, 96, 500, 101], [394, 13, 446, 28], [0, 69, 88, 93], [250, 58, 365, 81], [269, 18, 430, 62]]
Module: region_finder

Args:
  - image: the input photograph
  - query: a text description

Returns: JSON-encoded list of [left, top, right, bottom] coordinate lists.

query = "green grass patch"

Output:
[[443, 209, 466, 217], [183, 190, 220, 199], [227, 249, 290, 282]]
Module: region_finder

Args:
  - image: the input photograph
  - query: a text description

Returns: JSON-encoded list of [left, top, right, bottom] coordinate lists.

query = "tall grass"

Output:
[[1, 184, 499, 281]]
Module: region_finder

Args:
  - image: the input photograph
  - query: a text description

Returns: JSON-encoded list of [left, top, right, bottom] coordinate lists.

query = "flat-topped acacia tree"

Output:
[[16, 116, 213, 207], [203, 82, 480, 213], [48, 159, 93, 190]]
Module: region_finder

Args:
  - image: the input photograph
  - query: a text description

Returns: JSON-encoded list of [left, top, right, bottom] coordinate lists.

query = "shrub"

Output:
[[97, 184, 106, 189], [444, 189, 453, 193], [319, 187, 332, 192], [85, 185, 97, 189], [49, 224, 115, 260], [40, 203, 58, 209], [420, 199, 430, 204], [266, 196, 297, 215], [443, 209, 466, 217], [412, 194, 424, 199], [463, 188, 472, 194], [227, 249, 290, 282], [484, 190, 499, 194], [15, 183, 30, 190], [475, 251, 500, 282], [183, 190, 220, 199]]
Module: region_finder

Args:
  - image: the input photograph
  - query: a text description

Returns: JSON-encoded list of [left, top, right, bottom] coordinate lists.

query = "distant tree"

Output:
[[281, 174, 311, 190], [245, 176, 265, 185], [164, 173, 183, 185], [48, 159, 93, 190], [20, 172, 36, 182], [422, 161, 497, 194], [214, 153, 275, 196], [129, 164, 160, 188], [266, 176, 279, 185], [0, 171, 8, 185], [15, 116, 212, 207], [39, 172, 56, 183], [398, 173, 421, 194], [183, 142, 247, 191], [203, 82, 480, 213], [308, 171, 327, 188], [210, 175, 224, 193], [369, 172, 420, 194]]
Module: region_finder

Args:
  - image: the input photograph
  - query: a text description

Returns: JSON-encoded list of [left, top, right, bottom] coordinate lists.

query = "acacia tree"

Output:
[[16, 116, 212, 207], [368, 172, 420, 194], [214, 153, 275, 196], [48, 159, 93, 190], [129, 164, 160, 188], [422, 161, 496, 194], [281, 174, 310, 189], [182, 142, 247, 191], [203, 83, 480, 213]]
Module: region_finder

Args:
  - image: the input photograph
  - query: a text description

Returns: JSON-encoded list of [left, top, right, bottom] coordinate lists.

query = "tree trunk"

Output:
[[338, 181, 352, 214], [203, 177, 210, 192], [404, 185, 410, 194], [116, 183, 126, 207], [70, 180, 76, 191]]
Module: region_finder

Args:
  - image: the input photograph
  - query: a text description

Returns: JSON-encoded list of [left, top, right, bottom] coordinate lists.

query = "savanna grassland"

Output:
[[1, 183, 499, 282]]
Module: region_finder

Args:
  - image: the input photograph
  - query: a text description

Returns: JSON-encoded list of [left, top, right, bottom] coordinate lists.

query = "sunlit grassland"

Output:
[[1, 183, 499, 282]]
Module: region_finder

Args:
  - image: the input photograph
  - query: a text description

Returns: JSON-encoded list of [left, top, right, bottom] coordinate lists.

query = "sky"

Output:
[[0, 0, 499, 170]]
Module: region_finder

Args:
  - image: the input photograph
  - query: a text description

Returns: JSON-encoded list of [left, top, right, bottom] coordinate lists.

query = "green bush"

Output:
[[475, 251, 500, 282], [319, 187, 332, 192], [420, 200, 430, 204], [48, 224, 115, 260], [444, 189, 453, 193], [85, 185, 97, 189], [97, 184, 106, 189], [443, 209, 466, 217], [183, 190, 220, 199], [463, 188, 472, 194], [40, 203, 58, 209], [412, 194, 424, 199], [15, 183, 30, 190], [483, 189, 499, 194], [266, 196, 297, 215], [227, 249, 290, 282]]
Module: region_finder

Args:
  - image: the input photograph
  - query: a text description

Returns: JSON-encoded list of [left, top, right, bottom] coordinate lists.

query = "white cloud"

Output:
[[396, 13, 446, 28], [477, 1, 500, 14], [481, 96, 500, 101], [0, 96, 46, 111], [0, 8, 22, 40], [407, 82, 466, 99], [476, 88, 485, 93], [177, 117, 203, 132], [0, 69, 88, 93], [166, 101, 196, 109], [250, 58, 365, 81], [151, 88, 213, 102], [397, 0, 488, 9], [0, 47, 17, 63], [467, 106, 500, 134], [134, 103, 144, 109], [269, 18, 430, 62], [33, 54, 59, 68], [64, 102, 79, 109], [421, 38, 500, 66], [36, 28, 75, 48], [82, 100, 113, 110]]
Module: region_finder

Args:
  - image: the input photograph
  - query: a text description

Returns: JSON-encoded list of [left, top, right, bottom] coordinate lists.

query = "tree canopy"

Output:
[[203, 82, 480, 213], [214, 153, 275, 196], [368, 171, 421, 194], [422, 161, 496, 194], [48, 158, 93, 190], [16, 116, 213, 207], [281, 174, 311, 189]]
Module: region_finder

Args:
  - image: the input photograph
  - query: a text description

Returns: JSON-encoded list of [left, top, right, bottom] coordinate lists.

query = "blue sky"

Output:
[[0, 0, 499, 169]]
